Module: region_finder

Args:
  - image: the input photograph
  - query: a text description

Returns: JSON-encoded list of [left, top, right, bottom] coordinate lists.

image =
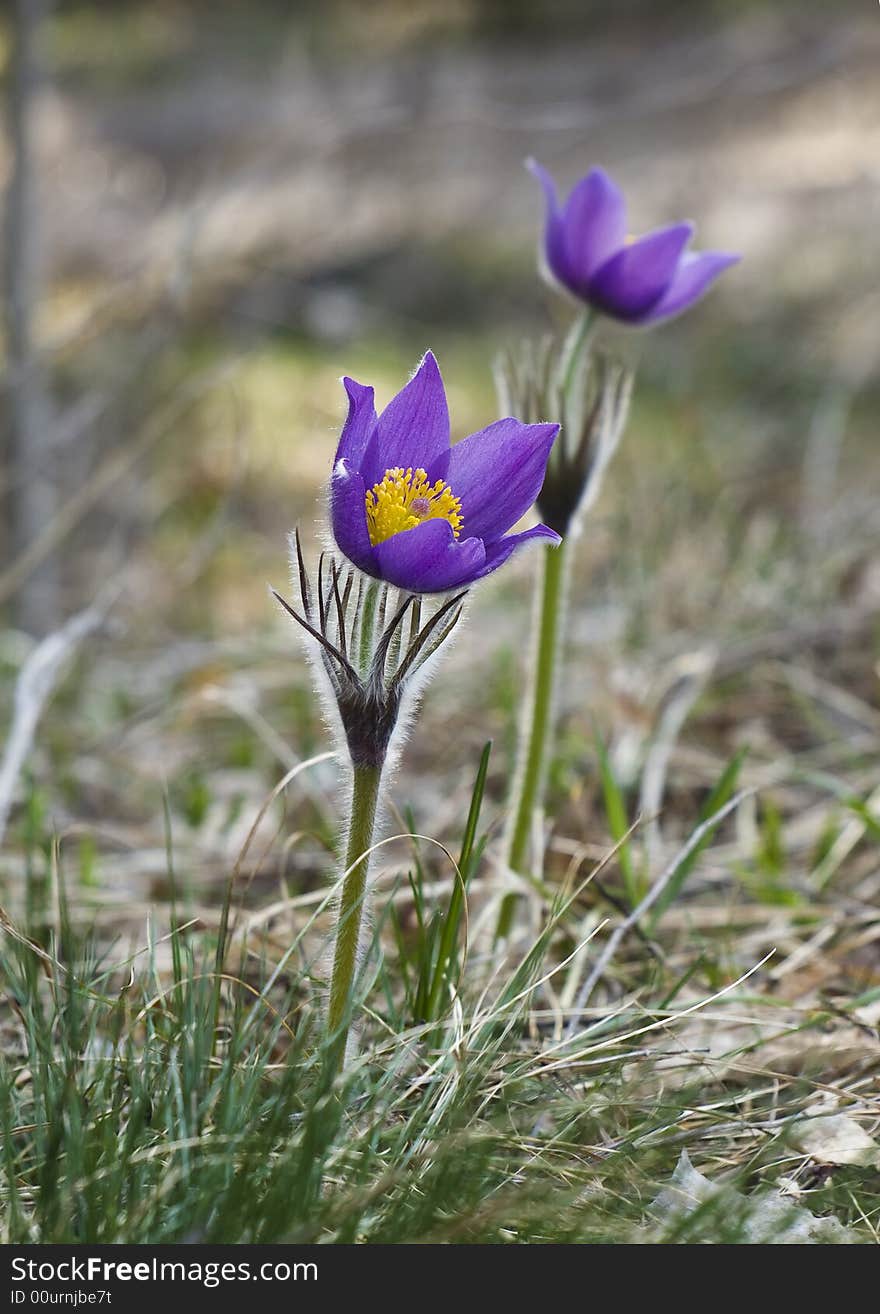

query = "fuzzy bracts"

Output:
[[274, 531, 467, 770]]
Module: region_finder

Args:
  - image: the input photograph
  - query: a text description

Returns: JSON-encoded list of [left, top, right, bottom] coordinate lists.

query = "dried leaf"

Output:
[[649, 1151, 858, 1244], [788, 1114, 880, 1168]]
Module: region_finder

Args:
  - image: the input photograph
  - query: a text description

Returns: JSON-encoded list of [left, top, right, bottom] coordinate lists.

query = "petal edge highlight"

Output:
[[330, 459, 376, 575], [335, 377, 377, 468]]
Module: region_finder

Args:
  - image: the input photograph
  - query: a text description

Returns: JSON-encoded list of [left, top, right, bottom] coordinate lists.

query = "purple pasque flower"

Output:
[[529, 160, 739, 325], [330, 351, 560, 593]]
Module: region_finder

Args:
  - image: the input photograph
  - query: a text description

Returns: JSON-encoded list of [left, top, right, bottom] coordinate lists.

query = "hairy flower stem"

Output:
[[326, 760, 383, 1067], [503, 535, 569, 891]]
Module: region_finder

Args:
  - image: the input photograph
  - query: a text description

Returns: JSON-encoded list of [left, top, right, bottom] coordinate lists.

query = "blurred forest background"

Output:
[[1, 0, 879, 1032]]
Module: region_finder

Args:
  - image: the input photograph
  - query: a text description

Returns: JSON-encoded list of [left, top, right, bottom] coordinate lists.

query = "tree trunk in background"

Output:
[[4, 0, 57, 635]]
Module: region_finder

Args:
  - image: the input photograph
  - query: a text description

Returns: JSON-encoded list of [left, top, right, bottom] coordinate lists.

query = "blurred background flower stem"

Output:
[[501, 309, 594, 905], [503, 534, 569, 889]]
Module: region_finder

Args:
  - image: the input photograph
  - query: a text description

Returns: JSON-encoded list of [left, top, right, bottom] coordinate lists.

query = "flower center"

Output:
[[365, 466, 462, 547]]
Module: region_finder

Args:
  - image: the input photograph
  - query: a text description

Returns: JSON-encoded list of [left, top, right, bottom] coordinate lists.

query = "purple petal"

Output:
[[473, 525, 561, 581], [562, 167, 628, 288], [360, 351, 451, 488], [330, 459, 376, 574], [439, 418, 559, 543], [373, 519, 486, 593], [334, 377, 377, 468], [635, 250, 740, 324], [588, 222, 694, 321], [527, 158, 576, 292]]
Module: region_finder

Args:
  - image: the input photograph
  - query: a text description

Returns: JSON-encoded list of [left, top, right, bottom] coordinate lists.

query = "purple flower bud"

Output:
[[528, 160, 739, 325], [330, 352, 562, 593]]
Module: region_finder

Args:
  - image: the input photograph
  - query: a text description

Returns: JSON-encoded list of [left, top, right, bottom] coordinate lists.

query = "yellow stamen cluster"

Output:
[[365, 466, 462, 547]]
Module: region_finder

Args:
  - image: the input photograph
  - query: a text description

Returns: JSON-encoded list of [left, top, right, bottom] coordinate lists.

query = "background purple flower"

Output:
[[529, 160, 739, 324], [330, 352, 560, 593]]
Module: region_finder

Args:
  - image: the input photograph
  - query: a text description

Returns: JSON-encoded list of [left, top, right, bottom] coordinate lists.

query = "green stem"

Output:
[[559, 308, 595, 403], [505, 536, 570, 878], [358, 581, 380, 675], [500, 309, 594, 903], [424, 740, 491, 1023], [326, 761, 383, 1065]]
